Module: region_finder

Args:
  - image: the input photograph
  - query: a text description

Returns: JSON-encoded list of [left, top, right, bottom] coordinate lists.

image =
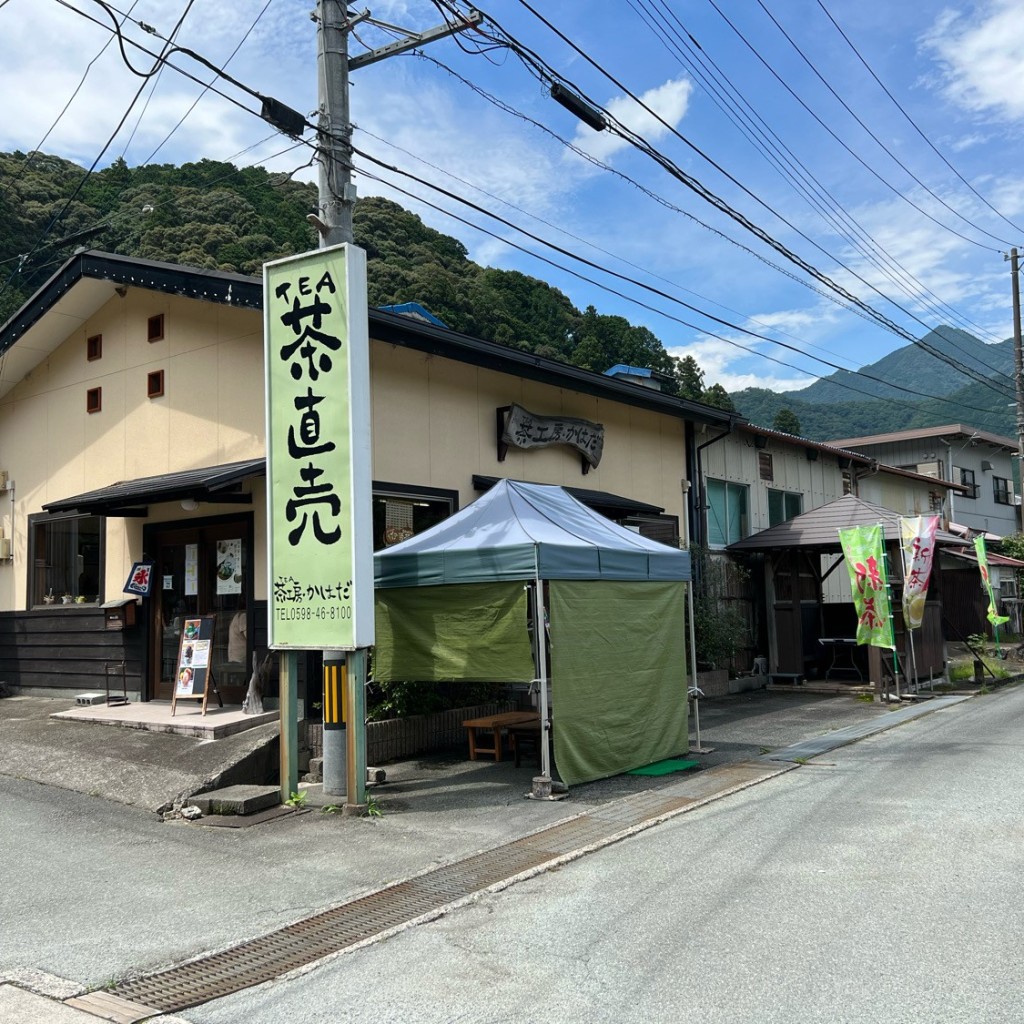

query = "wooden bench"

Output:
[[462, 710, 540, 761]]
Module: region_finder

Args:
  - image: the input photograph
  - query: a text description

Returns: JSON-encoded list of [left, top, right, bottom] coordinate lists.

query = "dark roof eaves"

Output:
[[0, 250, 262, 357], [1, 251, 739, 429], [369, 308, 739, 428]]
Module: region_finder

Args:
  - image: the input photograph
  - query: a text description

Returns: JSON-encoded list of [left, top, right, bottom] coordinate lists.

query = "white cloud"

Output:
[[570, 78, 692, 164], [667, 335, 815, 394], [922, 1, 1024, 121]]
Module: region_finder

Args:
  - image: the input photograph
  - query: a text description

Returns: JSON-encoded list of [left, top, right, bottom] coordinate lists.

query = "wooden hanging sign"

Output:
[[171, 614, 219, 716]]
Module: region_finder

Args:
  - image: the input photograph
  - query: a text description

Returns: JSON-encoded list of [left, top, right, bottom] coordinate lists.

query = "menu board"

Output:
[[171, 614, 216, 715]]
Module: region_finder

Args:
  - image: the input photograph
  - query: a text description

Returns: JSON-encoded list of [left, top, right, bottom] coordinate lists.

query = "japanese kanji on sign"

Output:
[[974, 535, 1009, 629], [838, 523, 895, 649], [264, 244, 374, 650], [899, 515, 938, 631]]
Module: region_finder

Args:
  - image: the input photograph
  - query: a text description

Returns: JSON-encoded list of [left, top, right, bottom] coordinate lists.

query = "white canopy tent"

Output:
[[374, 480, 693, 786]]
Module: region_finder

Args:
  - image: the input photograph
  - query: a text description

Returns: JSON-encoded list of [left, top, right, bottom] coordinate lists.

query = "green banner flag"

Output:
[[839, 524, 895, 649], [974, 536, 1009, 627]]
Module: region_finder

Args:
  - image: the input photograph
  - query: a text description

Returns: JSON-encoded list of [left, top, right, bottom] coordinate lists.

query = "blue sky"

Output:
[[3, 0, 1024, 396]]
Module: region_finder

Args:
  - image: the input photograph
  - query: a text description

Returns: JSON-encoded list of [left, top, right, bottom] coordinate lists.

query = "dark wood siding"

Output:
[[0, 608, 145, 693]]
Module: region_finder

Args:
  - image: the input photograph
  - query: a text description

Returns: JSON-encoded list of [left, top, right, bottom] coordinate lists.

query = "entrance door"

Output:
[[149, 519, 252, 703]]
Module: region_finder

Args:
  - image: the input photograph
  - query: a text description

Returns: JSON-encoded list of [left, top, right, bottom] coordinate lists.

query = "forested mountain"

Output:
[[732, 326, 1017, 440], [2, 150, 1013, 437], [0, 150, 734, 408]]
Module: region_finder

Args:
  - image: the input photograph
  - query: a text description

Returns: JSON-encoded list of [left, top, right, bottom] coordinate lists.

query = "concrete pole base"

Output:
[[526, 775, 568, 801]]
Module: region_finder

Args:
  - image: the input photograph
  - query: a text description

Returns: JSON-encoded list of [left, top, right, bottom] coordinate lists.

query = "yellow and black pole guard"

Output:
[[323, 659, 347, 730]]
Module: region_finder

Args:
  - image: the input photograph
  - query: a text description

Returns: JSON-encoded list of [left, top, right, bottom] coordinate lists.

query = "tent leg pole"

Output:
[[687, 579, 710, 754], [530, 575, 556, 800]]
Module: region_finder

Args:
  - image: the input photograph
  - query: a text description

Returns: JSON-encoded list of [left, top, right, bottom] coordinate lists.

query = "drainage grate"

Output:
[[105, 785, 746, 1014]]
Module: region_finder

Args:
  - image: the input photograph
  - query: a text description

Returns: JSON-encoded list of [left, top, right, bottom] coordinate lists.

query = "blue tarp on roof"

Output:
[[377, 302, 448, 328], [374, 479, 690, 588]]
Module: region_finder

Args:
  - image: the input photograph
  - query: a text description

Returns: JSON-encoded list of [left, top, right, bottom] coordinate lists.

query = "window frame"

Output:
[[706, 478, 749, 548], [147, 313, 165, 342], [767, 488, 803, 527], [371, 481, 459, 551], [959, 467, 978, 500], [27, 511, 105, 608], [993, 475, 1012, 505]]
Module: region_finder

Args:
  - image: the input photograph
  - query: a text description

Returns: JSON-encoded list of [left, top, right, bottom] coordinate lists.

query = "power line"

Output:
[[625, 0, 1010, 360], [813, 0, 1024, 240], [140, 1, 274, 165], [0, 0, 198, 307], [353, 144, 1006, 415], [464, 0, 1016, 399], [417, 52, 904, 343], [359, 122, 874, 378], [751, 0, 1019, 248], [0, 0, 143, 198], [704, 0, 1007, 252]]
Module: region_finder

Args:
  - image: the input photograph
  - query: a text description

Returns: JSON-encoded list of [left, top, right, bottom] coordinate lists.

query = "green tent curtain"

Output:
[[549, 580, 688, 786], [374, 582, 535, 682]]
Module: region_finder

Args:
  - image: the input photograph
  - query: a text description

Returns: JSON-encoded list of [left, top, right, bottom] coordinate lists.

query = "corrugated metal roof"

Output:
[[828, 423, 1017, 451], [727, 493, 962, 552]]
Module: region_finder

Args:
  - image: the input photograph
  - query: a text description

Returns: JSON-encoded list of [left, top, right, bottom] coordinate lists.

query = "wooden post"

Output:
[[279, 651, 299, 804], [345, 648, 367, 813]]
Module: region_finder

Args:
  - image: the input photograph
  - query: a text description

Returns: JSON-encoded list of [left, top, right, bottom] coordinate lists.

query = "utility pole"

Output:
[[315, 1, 358, 247], [313, 4, 483, 250], [1010, 248, 1024, 472], [313, 3, 483, 810]]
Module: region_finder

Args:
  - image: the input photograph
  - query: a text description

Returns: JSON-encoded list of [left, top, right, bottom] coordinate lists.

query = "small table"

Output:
[[818, 637, 862, 680], [462, 711, 540, 762]]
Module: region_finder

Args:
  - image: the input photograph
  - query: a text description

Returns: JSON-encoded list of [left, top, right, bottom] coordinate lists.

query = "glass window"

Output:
[[768, 489, 803, 526], [959, 468, 977, 499], [707, 479, 748, 547], [994, 476, 1012, 505], [29, 513, 103, 605], [372, 485, 457, 550]]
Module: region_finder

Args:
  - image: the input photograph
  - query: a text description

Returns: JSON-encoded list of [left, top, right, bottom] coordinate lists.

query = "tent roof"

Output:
[[374, 479, 691, 587], [727, 493, 962, 552]]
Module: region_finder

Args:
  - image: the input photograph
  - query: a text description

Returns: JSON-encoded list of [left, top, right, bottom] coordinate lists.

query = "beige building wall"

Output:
[[0, 291, 266, 610], [369, 344, 689, 527], [0, 294, 691, 611]]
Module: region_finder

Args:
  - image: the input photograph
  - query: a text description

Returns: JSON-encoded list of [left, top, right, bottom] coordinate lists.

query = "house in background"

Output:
[[829, 425, 1020, 540], [0, 250, 738, 701], [698, 423, 966, 679]]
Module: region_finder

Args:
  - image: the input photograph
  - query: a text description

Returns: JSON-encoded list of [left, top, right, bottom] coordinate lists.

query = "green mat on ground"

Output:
[[627, 758, 699, 776]]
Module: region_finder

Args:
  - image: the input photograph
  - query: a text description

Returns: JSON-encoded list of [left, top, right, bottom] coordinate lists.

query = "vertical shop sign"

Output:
[[184, 543, 198, 597], [899, 515, 938, 630], [974, 535, 1010, 628], [838, 523, 895, 649], [264, 244, 374, 650]]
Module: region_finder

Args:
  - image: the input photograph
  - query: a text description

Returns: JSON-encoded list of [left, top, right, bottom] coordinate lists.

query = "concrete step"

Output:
[[191, 784, 280, 816]]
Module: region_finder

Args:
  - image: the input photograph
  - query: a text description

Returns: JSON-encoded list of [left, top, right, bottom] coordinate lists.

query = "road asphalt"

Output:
[[0, 683, 978, 1022]]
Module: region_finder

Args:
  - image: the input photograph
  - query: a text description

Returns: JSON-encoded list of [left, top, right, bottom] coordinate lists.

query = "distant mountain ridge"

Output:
[[732, 326, 1017, 441]]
